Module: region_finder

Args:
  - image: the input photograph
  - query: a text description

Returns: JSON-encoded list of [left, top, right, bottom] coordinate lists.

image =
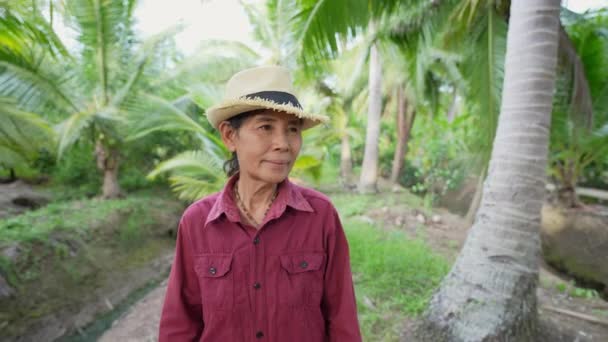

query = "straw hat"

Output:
[[206, 65, 329, 130]]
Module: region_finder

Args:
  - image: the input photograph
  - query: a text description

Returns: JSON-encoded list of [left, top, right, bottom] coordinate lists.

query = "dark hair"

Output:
[[222, 109, 266, 177]]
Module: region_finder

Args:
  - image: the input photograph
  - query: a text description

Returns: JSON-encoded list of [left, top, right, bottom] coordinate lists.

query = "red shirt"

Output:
[[158, 175, 362, 342]]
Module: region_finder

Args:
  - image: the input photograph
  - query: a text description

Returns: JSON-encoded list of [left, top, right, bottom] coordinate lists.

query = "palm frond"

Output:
[[147, 150, 223, 179], [0, 58, 78, 113], [0, 97, 55, 167], [152, 40, 259, 88], [55, 110, 95, 160], [66, 0, 135, 103], [558, 26, 593, 129], [168, 175, 225, 201], [125, 93, 211, 141], [147, 150, 226, 201]]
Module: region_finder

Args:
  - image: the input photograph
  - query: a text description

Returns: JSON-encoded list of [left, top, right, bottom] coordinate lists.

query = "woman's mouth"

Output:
[[265, 160, 290, 165]]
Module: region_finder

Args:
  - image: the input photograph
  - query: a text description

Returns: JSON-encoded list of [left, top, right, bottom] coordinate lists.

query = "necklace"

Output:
[[234, 182, 277, 228]]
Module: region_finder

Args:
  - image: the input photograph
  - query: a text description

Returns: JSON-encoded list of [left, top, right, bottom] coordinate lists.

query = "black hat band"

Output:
[[243, 91, 302, 110]]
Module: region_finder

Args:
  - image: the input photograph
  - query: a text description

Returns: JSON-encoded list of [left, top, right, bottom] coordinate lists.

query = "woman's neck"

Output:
[[235, 174, 278, 213]]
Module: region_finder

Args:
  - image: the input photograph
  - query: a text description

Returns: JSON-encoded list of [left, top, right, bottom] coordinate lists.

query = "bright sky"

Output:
[[134, 0, 261, 56]]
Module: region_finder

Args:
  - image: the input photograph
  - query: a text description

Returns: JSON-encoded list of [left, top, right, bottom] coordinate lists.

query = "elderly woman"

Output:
[[158, 66, 362, 341]]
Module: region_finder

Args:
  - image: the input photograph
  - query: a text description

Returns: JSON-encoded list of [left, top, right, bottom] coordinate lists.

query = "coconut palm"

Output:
[[357, 41, 382, 193], [295, 0, 566, 339], [297, 0, 467, 192], [0, 0, 178, 198], [416, 0, 561, 339]]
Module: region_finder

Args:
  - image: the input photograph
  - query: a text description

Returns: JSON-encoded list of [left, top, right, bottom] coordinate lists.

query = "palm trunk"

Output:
[[464, 166, 487, 225], [390, 87, 415, 184], [446, 90, 459, 123], [555, 161, 581, 207], [358, 43, 382, 193], [340, 132, 353, 183], [415, 1, 561, 340], [95, 139, 123, 199]]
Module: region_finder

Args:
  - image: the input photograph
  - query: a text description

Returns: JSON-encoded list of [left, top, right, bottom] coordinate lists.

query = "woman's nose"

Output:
[[272, 130, 290, 151]]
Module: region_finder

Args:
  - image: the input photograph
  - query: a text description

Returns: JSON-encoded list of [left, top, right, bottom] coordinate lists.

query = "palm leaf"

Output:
[[125, 93, 211, 140], [147, 150, 226, 201], [168, 175, 225, 201], [55, 110, 95, 160], [0, 97, 55, 167], [66, 0, 135, 103]]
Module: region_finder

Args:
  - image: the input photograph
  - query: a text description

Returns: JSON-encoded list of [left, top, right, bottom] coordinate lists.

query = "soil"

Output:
[[0, 183, 184, 342], [0, 180, 50, 219], [97, 280, 169, 342]]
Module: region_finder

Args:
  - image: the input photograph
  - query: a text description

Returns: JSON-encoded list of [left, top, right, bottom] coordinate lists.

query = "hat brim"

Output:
[[206, 97, 329, 130]]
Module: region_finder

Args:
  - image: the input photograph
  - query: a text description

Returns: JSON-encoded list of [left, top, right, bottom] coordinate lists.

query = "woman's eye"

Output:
[[289, 126, 300, 133], [259, 125, 272, 131]]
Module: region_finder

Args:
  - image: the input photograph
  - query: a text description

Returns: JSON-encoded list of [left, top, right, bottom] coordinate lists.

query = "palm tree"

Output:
[[415, 0, 561, 339], [358, 41, 382, 193], [297, 1, 464, 192], [0, 0, 175, 198], [389, 85, 416, 184]]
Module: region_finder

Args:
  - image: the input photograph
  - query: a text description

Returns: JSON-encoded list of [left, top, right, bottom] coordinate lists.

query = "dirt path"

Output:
[[98, 280, 168, 342]]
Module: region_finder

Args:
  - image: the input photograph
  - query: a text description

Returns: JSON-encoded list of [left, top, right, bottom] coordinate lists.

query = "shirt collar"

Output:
[[205, 173, 314, 226]]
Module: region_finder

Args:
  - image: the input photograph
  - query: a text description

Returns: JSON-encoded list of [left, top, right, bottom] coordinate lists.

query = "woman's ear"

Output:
[[219, 121, 237, 152]]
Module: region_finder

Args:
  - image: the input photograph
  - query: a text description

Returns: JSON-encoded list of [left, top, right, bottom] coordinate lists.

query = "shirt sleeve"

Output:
[[158, 216, 203, 341], [321, 206, 363, 342]]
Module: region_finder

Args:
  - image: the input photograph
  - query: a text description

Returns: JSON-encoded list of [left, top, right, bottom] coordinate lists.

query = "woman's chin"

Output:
[[259, 168, 290, 183]]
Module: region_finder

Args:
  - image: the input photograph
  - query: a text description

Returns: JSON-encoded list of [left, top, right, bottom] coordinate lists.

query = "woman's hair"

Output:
[[222, 109, 266, 177]]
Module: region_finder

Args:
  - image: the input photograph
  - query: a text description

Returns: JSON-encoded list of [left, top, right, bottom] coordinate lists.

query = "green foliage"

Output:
[[0, 195, 154, 243], [0, 97, 56, 171], [50, 141, 99, 187], [555, 281, 601, 299], [549, 9, 608, 196], [407, 115, 469, 205]]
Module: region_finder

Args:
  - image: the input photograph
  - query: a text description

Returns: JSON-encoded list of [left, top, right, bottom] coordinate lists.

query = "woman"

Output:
[[158, 66, 362, 341]]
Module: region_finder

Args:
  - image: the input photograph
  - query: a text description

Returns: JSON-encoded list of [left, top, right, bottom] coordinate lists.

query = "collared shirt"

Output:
[[158, 175, 362, 342]]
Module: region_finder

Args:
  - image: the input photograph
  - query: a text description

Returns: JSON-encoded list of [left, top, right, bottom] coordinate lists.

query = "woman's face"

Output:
[[220, 110, 303, 184]]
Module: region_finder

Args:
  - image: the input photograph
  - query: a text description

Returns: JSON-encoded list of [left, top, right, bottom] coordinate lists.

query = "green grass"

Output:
[[330, 192, 449, 341], [0, 194, 162, 243]]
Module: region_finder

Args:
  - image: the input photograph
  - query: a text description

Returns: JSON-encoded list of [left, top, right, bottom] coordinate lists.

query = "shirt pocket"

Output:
[[194, 253, 234, 311], [279, 252, 325, 307]]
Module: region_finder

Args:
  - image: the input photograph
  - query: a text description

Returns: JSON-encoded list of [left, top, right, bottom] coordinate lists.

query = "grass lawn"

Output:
[[331, 192, 449, 341]]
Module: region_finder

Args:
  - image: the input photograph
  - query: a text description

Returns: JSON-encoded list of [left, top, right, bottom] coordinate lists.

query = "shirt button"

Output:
[[253, 237, 260, 245], [208, 267, 217, 275], [253, 282, 261, 289], [300, 261, 308, 269], [256, 331, 264, 338]]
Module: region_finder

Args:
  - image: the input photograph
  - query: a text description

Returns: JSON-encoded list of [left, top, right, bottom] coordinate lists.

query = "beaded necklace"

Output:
[[234, 182, 277, 228]]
